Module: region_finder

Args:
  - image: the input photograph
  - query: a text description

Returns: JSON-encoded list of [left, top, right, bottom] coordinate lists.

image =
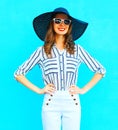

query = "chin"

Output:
[[57, 31, 68, 35]]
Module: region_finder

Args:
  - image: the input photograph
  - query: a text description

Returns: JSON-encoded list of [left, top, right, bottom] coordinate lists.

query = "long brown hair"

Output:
[[44, 14, 75, 57]]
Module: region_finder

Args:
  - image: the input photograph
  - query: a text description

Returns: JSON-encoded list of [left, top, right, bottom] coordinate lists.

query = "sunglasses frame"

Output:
[[53, 18, 71, 25]]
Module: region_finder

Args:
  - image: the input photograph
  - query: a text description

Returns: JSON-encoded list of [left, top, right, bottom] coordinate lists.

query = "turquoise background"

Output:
[[0, 0, 118, 130]]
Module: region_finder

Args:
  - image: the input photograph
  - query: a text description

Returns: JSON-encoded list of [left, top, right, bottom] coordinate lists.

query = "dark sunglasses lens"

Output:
[[55, 19, 61, 24], [64, 19, 71, 25], [53, 18, 71, 25]]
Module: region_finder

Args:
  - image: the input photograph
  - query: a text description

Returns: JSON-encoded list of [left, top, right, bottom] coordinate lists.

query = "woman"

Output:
[[14, 7, 106, 130]]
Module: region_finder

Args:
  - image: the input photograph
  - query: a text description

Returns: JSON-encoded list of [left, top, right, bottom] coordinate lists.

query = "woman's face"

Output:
[[53, 13, 71, 36]]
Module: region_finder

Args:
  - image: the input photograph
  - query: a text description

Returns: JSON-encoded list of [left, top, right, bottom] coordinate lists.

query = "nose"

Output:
[[60, 21, 65, 26]]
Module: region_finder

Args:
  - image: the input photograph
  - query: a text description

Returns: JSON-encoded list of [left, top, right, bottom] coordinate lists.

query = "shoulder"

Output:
[[74, 44, 83, 52], [75, 44, 83, 48], [29, 46, 44, 58], [36, 46, 43, 51], [33, 46, 44, 54]]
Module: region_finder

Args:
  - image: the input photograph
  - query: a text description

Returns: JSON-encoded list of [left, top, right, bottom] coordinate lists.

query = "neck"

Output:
[[55, 35, 65, 50]]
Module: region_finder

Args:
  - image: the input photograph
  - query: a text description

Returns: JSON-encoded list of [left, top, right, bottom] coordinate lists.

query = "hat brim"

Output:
[[33, 11, 88, 41]]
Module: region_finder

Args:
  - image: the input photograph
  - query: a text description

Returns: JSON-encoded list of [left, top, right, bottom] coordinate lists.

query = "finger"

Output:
[[48, 83, 55, 87], [69, 85, 76, 90], [47, 89, 55, 95], [46, 91, 52, 95], [48, 84, 56, 90], [69, 91, 75, 95], [70, 85, 76, 87], [49, 87, 56, 92], [69, 88, 75, 94], [69, 86, 75, 90], [49, 88, 56, 93]]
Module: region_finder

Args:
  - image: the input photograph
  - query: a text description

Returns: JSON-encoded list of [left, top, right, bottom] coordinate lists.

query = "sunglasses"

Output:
[[53, 18, 71, 25]]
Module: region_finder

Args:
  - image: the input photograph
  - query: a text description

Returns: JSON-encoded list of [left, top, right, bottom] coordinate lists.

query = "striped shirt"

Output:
[[14, 44, 106, 91]]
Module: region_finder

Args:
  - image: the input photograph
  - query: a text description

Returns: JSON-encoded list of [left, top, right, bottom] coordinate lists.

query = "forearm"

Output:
[[15, 75, 42, 94], [82, 73, 103, 93]]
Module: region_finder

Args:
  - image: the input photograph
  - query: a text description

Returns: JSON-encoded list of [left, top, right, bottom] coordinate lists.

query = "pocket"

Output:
[[66, 58, 80, 73], [43, 58, 58, 75]]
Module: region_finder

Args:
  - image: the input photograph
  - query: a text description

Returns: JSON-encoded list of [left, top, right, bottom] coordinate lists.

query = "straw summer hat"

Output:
[[33, 7, 88, 41]]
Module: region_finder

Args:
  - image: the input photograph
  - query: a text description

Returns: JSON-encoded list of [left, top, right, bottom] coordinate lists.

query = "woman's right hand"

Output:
[[40, 84, 56, 94]]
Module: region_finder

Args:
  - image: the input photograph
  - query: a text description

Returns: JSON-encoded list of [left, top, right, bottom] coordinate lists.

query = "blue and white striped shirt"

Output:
[[14, 44, 106, 91]]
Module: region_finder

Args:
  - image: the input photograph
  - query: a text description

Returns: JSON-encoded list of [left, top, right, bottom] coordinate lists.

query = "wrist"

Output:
[[37, 88, 44, 94]]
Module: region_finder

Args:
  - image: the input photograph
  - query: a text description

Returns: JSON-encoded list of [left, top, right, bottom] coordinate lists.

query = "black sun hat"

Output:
[[33, 7, 88, 41]]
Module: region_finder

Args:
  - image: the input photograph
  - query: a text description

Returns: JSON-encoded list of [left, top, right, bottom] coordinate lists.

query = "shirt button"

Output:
[[73, 98, 76, 101], [46, 103, 49, 105], [48, 99, 51, 101], [75, 103, 78, 105]]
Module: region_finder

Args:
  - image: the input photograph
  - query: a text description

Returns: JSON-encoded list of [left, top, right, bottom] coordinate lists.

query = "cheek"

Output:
[[53, 24, 58, 32], [66, 26, 69, 30]]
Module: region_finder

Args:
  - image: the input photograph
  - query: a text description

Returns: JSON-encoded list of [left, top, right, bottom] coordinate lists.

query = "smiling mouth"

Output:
[[58, 28, 65, 31]]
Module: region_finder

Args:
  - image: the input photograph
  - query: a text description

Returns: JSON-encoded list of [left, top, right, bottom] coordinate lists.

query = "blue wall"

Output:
[[0, 0, 118, 130]]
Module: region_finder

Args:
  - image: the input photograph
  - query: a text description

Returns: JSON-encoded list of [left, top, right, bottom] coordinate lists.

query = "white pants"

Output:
[[42, 91, 81, 130]]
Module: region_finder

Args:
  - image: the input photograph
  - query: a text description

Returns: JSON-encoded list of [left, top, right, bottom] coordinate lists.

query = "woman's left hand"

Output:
[[69, 85, 86, 95]]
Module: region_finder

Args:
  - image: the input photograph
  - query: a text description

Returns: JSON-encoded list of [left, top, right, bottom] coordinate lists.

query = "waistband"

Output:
[[44, 90, 79, 99]]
